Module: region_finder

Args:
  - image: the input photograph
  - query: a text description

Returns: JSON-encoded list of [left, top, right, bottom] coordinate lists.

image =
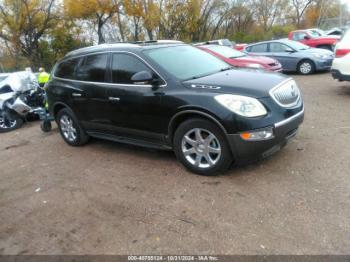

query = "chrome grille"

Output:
[[270, 80, 300, 107]]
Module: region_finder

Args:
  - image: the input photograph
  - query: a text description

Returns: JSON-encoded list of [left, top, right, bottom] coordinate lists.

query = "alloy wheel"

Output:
[[0, 116, 17, 129], [60, 115, 77, 142], [181, 128, 221, 169], [299, 62, 312, 74]]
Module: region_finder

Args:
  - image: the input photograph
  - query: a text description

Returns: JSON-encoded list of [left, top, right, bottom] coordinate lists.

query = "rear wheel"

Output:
[[0, 112, 23, 133], [56, 108, 89, 146], [173, 118, 232, 175], [297, 59, 315, 75]]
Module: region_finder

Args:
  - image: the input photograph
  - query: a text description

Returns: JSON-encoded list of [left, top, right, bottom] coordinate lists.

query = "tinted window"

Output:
[[76, 54, 108, 82], [144, 45, 229, 80], [250, 44, 268, 53], [55, 58, 80, 79], [270, 43, 290, 52], [111, 53, 156, 84]]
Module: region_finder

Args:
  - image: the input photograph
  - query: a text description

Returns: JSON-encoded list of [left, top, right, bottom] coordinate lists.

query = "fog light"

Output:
[[240, 127, 274, 141]]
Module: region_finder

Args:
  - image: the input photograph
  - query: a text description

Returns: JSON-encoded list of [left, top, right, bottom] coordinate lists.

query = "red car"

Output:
[[197, 44, 282, 72], [288, 30, 340, 50]]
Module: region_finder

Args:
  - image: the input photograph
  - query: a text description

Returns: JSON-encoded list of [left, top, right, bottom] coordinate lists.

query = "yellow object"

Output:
[[38, 72, 50, 84]]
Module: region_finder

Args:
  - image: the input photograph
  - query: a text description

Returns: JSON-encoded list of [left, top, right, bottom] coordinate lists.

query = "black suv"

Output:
[[47, 42, 304, 175]]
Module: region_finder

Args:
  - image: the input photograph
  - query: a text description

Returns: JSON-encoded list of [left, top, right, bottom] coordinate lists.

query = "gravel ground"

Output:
[[0, 72, 349, 255]]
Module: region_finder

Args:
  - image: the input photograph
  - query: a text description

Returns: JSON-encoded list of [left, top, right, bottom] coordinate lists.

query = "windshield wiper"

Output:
[[220, 66, 233, 71], [184, 67, 233, 81]]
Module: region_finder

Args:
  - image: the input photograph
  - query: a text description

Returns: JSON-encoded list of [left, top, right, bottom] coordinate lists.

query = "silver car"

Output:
[[244, 39, 334, 75]]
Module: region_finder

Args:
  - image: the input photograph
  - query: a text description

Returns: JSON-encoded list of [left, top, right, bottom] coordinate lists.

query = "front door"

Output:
[[104, 53, 165, 143], [269, 43, 297, 71]]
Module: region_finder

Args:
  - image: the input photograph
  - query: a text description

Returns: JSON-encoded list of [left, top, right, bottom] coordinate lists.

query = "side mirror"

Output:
[[285, 48, 295, 53], [131, 71, 153, 84], [304, 35, 310, 40]]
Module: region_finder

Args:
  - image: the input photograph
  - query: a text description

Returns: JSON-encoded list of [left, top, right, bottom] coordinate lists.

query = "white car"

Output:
[[331, 30, 350, 81]]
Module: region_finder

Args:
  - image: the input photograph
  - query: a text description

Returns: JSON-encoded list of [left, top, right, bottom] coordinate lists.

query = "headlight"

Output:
[[246, 63, 264, 69], [312, 53, 328, 59], [214, 94, 267, 117]]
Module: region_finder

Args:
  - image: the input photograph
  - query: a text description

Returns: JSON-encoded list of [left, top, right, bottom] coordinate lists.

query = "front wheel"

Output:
[[297, 60, 315, 75], [0, 112, 23, 133], [173, 118, 233, 175]]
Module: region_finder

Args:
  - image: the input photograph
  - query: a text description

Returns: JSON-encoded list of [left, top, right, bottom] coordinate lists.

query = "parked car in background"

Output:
[[331, 29, 350, 81], [234, 43, 248, 51], [288, 29, 340, 50], [197, 44, 282, 72], [196, 39, 235, 48], [47, 42, 304, 175], [245, 39, 334, 75], [308, 28, 343, 37]]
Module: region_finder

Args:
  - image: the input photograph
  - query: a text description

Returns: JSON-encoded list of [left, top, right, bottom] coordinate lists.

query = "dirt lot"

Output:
[[0, 73, 350, 255]]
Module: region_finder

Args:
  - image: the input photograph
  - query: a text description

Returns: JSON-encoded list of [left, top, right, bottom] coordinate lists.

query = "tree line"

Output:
[[0, 0, 348, 71]]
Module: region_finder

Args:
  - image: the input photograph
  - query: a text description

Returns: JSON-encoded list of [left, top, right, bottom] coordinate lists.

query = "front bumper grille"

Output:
[[269, 79, 300, 107]]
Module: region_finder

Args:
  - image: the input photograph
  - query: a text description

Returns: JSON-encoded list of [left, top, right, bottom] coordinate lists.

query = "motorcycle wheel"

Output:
[[0, 113, 23, 133]]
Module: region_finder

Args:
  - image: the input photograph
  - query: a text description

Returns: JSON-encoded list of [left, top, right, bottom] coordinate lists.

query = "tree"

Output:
[[64, 0, 121, 44], [291, 0, 314, 28], [0, 0, 59, 68]]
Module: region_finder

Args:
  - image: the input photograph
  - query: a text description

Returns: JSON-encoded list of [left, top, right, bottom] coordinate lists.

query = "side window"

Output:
[[55, 58, 80, 79], [270, 43, 289, 52], [293, 32, 307, 41], [250, 44, 268, 53], [111, 53, 158, 84], [76, 54, 108, 82]]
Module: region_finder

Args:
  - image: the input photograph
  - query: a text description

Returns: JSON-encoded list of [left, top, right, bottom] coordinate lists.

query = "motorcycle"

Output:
[[0, 72, 46, 133]]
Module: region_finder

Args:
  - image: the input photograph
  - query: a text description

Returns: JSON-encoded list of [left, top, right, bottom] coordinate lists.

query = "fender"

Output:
[[167, 109, 227, 143]]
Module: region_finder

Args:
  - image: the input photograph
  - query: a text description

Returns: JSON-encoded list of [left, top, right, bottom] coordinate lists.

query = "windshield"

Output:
[[144, 45, 230, 80], [309, 29, 325, 37], [0, 75, 8, 82], [285, 40, 310, 50], [205, 45, 245, 58], [221, 39, 233, 47]]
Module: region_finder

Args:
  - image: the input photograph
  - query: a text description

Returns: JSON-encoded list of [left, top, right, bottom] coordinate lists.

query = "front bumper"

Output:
[[226, 107, 304, 162], [331, 69, 350, 81], [315, 58, 333, 71]]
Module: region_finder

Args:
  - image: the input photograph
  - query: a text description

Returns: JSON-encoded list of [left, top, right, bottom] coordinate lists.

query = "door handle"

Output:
[[108, 97, 120, 101], [72, 93, 82, 97]]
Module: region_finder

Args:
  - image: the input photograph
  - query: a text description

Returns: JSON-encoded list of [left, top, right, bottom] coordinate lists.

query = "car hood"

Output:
[[234, 55, 277, 65], [183, 69, 290, 98], [299, 48, 333, 56]]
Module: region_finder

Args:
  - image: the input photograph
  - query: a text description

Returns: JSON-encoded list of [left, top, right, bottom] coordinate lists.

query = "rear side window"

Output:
[[55, 58, 80, 79], [250, 44, 268, 53], [270, 43, 290, 52], [111, 53, 156, 84], [76, 54, 108, 82]]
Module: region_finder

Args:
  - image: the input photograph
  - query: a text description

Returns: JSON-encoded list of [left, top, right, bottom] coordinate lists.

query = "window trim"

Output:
[[53, 51, 167, 88], [109, 52, 164, 86]]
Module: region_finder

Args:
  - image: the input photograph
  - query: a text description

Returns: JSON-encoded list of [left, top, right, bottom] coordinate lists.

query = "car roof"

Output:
[[64, 41, 185, 59], [246, 38, 294, 47]]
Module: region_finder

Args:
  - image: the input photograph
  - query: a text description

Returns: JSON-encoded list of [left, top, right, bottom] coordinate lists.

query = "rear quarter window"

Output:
[[55, 58, 81, 79]]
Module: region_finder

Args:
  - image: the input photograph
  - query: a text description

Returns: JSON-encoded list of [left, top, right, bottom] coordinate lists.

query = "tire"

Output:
[[40, 120, 52, 132], [0, 112, 23, 133], [297, 59, 315, 75], [173, 118, 232, 175], [56, 108, 89, 146], [318, 45, 333, 51]]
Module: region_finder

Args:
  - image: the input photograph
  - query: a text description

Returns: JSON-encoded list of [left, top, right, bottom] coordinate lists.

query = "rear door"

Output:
[[74, 53, 110, 131], [247, 43, 269, 57]]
